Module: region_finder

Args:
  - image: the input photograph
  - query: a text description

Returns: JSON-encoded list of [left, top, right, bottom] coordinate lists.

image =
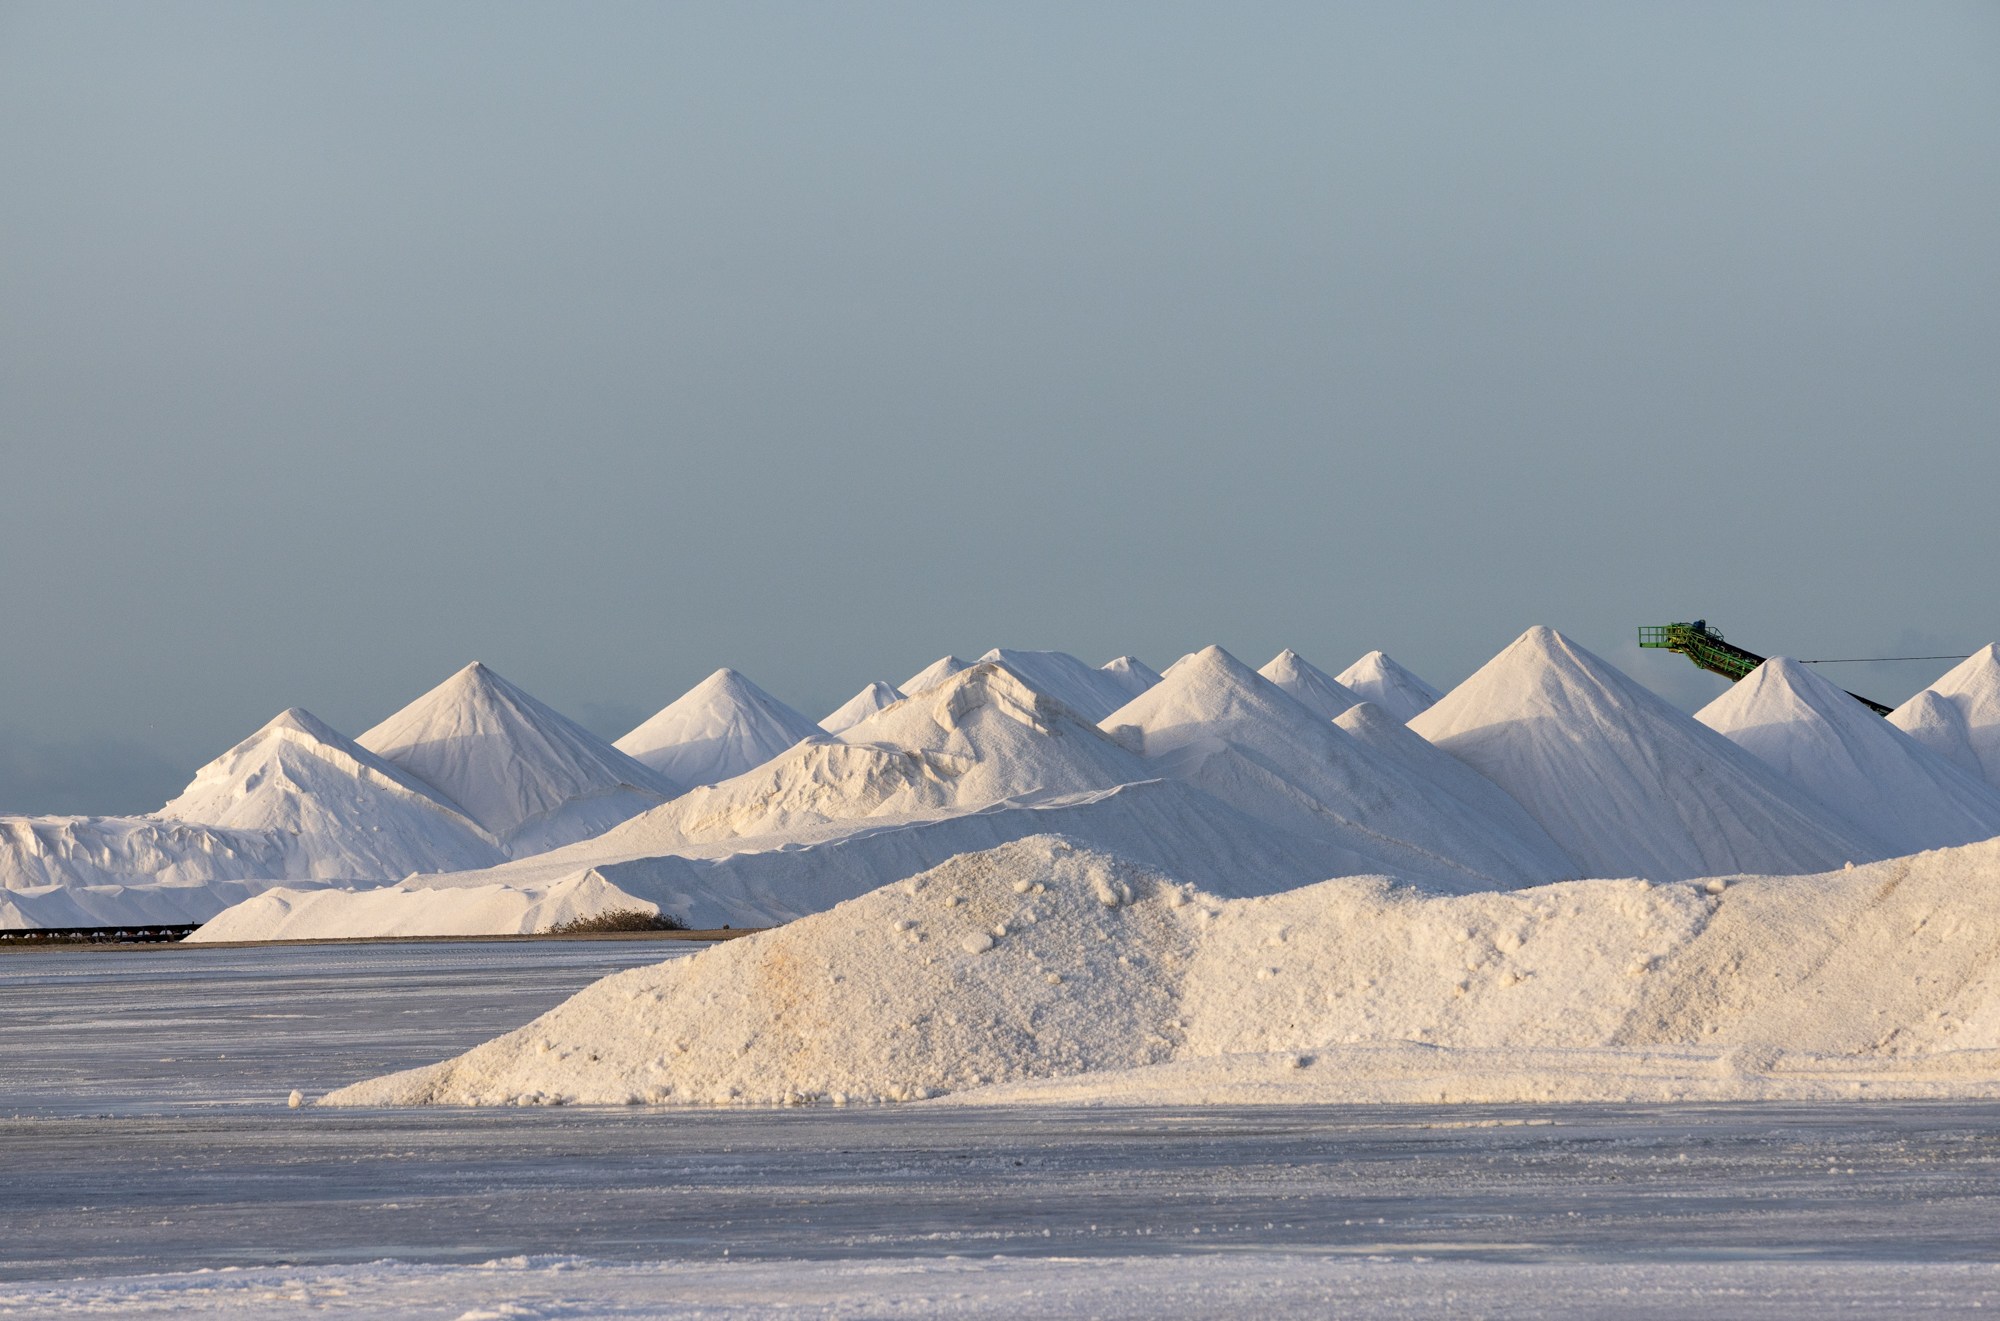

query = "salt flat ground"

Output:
[[3, 944, 1999, 1316]]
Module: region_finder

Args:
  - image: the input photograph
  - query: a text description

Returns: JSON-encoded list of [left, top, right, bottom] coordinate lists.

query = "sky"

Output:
[[3, 1, 1997, 814]]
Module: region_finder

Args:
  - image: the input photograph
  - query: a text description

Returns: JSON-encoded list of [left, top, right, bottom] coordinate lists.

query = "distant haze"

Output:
[[3, 2, 1996, 813]]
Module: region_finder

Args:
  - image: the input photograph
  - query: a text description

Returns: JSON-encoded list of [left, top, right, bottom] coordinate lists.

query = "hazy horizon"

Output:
[[4, 1, 1997, 813]]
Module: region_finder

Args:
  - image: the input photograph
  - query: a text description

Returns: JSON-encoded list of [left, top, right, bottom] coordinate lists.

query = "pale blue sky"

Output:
[[3, 2, 1997, 811]]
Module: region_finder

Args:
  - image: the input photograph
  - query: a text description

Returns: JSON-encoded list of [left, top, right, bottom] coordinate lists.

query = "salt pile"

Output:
[[1102, 645, 1577, 886], [328, 834, 2000, 1108], [1097, 656, 1164, 700], [1409, 627, 1881, 881], [360, 662, 675, 856], [978, 649, 1144, 722], [614, 668, 823, 790], [1697, 658, 2000, 855], [1335, 650, 1443, 722], [189, 867, 656, 943], [158, 707, 504, 875], [900, 656, 971, 695], [1257, 649, 1362, 719], [820, 681, 903, 734], [1891, 644, 2000, 790]]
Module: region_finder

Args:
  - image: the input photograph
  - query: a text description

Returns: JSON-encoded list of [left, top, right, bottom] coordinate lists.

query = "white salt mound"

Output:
[[1103, 645, 1577, 887], [1257, 649, 1363, 720], [1097, 656, 1164, 700], [158, 707, 504, 876], [1698, 658, 2000, 855], [1334, 650, 1444, 722], [329, 835, 2000, 1108], [820, 682, 903, 734], [615, 668, 823, 790], [1409, 627, 1882, 882], [900, 656, 971, 696], [1891, 644, 2000, 790], [360, 662, 675, 855], [978, 649, 1140, 723]]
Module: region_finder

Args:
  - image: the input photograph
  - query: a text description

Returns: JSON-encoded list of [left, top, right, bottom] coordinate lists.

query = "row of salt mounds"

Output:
[[976, 649, 1156, 721], [820, 681, 903, 734], [614, 668, 823, 789], [1409, 627, 1882, 881], [327, 835, 2000, 1108], [1336, 650, 1443, 722], [210, 666, 1407, 936], [0, 708, 508, 926], [1257, 650, 1363, 720], [1103, 646, 1579, 888], [1697, 658, 2000, 855], [360, 662, 677, 856], [1892, 644, 2000, 790]]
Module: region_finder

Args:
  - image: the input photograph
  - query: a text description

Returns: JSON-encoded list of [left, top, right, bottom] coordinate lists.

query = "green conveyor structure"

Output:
[[1638, 621, 1893, 716]]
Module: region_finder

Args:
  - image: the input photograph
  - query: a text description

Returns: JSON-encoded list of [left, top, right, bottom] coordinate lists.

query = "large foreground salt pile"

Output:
[[1892, 644, 2000, 790], [1409, 627, 1882, 881], [1103, 645, 1578, 887], [1698, 658, 2000, 854], [1334, 650, 1442, 722], [615, 668, 824, 788], [328, 835, 2000, 1108], [359, 662, 676, 856], [1257, 649, 1362, 720]]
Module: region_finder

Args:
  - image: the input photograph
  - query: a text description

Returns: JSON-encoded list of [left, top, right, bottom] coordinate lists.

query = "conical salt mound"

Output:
[[820, 681, 904, 735], [1891, 645, 2000, 791], [616, 669, 823, 790], [1104, 645, 1578, 887], [1098, 656, 1164, 701], [160, 708, 505, 876], [1335, 650, 1443, 722], [1258, 649, 1363, 720], [1408, 627, 1883, 881], [360, 662, 675, 855], [1698, 658, 2000, 855], [1889, 690, 1985, 780], [978, 649, 1138, 722], [901, 655, 971, 696]]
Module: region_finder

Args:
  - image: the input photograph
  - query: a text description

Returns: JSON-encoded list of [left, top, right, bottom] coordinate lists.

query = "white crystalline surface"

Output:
[[188, 867, 657, 942], [1891, 643, 2000, 790], [1102, 645, 1577, 887], [615, 668, 824, 789], [819, 681, 903, 734], [900, 655, 971, 695], [1258, 649, 1364, 719], [329, 834, 2000, 1108], [1409, 627, 1882, 882], [1698, 658, 2000, 855], [361, 662, 674, 854], [1335, 650, 1444, 722], [977, 649, 1141, 722]]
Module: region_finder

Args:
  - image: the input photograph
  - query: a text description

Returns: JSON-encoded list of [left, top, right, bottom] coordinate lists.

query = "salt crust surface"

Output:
[[614, 668, 824, 789], [1258, 649, 1364, 719], [1334, 650, 1444, 722], [1892, 643, 2000, 790], [359, 661, 675, 854], [1698, 657, 2000, 855], [1409, 627, 1883, 881], [819, 681, 903, 734], [328, 834, 2000, 1108]]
